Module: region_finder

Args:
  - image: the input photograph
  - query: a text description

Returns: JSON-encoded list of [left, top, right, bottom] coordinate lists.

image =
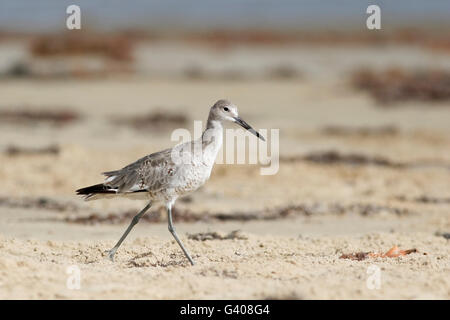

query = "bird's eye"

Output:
[[224, 107, 229, 112]]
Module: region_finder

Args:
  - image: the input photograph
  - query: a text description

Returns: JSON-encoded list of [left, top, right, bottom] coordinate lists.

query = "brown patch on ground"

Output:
[[0, 109, 80, 127], [60, 202, 414, 225], [0, 196, 80, 212], [281, 151, 404, 168], [187, 230, 248, 241], [111, 110, 188, 131], [4, 145, 60, 156], [280, 151, 450, 171], [321, 125, 399, 137], [434, 232, 450, 240], [352, 68, 450, 104], [396, 195, 450, 205], [30, 33, 134, 62], [184, 29, 450, 52]]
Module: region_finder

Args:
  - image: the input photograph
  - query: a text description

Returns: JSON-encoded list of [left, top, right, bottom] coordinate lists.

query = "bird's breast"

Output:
[[171, 161, 212, 195]]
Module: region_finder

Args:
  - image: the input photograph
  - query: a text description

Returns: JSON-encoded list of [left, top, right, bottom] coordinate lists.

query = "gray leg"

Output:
[[106, 201, 152, 261], [167, 205, 195, 265]]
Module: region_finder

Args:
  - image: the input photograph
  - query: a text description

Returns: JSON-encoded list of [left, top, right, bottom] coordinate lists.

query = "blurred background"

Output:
[[0, 0, 449, 300], [0, 0, 449, 221]]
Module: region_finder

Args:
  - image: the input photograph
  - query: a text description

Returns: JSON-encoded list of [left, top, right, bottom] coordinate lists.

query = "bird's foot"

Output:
[[105, 248, 117, 262], [187, 256, 195, 266]]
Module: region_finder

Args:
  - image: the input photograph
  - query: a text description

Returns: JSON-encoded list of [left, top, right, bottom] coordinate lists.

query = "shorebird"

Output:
[[76, 99, 265, 265]]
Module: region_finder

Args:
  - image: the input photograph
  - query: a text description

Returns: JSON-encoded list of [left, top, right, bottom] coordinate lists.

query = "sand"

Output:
[[0, 232, 448, 299], [0, 42, 449, 299]]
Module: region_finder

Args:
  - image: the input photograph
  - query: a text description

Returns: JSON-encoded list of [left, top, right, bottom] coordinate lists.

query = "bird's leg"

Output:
[[106, 201, 152, 262], [167, 204, 195, 265]]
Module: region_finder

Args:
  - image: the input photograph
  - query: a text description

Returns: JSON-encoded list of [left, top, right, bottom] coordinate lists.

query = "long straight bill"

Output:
[[234, 116, 265, 141]]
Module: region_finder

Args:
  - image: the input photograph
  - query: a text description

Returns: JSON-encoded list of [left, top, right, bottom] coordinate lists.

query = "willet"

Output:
[[76, 99, 265, 265]]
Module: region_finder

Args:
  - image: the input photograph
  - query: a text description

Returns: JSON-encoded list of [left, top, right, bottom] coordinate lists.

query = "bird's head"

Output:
[[210, 99, 265, 141]]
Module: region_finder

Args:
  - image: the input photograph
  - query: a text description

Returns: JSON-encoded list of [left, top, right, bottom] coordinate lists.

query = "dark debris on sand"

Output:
[[0, 196, 80, 212], [339, 252, 370, 261], [352, 68, 450, 104], [63, 202, 414, 225], [111, 110, 188, 131], [4, 145, 60, 156], [31, 33, 134, 62], [281, 150, 404, 168], [187, 230, 248, 241], [434, 232, 450, 240], [0, 193, 419, 225], [281, 150, 450, 171], [396, 195, 450, 205], [0, 109, 80, 127], [321, 125, 399, 137], [340, 246, 418, 261], [302, 151, 402, 167]]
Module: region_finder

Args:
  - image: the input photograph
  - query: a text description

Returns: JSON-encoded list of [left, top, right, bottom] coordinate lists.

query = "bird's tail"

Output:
[[76, 183, 117, 201]]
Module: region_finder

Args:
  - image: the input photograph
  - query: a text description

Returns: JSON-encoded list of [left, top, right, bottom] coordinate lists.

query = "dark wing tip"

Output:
[[76, 183, 113, 195]]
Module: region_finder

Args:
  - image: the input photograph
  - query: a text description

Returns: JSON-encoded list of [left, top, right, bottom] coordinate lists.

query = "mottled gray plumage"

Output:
[[76, 99, 264, 265], [103, 147, 178, 195]]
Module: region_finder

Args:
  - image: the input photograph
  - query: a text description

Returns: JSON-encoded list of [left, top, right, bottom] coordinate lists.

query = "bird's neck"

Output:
[[201, 117, 223, 162]]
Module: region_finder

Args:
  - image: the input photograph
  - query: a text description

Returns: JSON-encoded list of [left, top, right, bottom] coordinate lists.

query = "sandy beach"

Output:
[[0, 36, 449, 299]]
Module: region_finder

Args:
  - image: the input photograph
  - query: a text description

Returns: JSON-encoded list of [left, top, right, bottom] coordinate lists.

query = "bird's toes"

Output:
[[104, 249, 116, 262]]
